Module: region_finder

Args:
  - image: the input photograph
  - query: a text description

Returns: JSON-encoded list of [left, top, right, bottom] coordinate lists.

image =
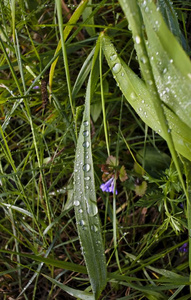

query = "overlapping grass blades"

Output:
[[101, 34, 191, 161], [73, 37, 107, 299], [101, 0, 191, 294], [49, 0, 89, 91], [138, 0, 191, 128]]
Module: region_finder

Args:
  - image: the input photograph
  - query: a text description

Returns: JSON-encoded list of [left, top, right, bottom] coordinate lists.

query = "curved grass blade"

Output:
[[49, 0, 89, 91], [101, 33, 191, 161], [72, 48, 95, 100], [0, 249, 87, 274], [44, 275, 95, 300], [73, 37, 107, 299]]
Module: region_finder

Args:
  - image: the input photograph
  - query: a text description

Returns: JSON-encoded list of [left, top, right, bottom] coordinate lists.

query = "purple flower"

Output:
[[100, 177, 118, 194], [179, 242, 188, 253], [33, 85, 40, 89]]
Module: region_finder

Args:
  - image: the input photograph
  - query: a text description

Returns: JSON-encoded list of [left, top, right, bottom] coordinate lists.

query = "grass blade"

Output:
[[73, 37, 107, 299], [44, 275, 95, 300], [49, 0, 89, 91]]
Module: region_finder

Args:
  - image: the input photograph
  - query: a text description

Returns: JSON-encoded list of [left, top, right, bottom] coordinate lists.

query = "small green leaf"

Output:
[[106, 155, 119, 167], [119, 165, 128, 182], [135, 181, 147, 197]]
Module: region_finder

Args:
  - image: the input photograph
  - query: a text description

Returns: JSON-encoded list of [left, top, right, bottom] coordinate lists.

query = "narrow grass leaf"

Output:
[[73, 37, 107, 299], [44, 275, 95, 300], [0, 203, 33, 218], [101, 33, 191, 161], [82, 0, 96, 37], [72, 48, 95, 99], [0, 249, 87, 274], [49, 0, 89, 90]]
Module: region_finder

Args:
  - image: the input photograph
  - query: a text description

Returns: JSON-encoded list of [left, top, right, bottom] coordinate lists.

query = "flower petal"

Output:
[[100, 178, 113, 192]]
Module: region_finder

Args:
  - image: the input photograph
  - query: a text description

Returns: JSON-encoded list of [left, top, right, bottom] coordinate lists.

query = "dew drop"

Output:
[[79, 220, 85, 226], [121, 72, 124, 77], [135, 35, 141, 44], [141, 100, 145, 104], [84, 176, 90, 181], [145, 7, 149, 13], [83, 163, 90, 172], [79, 208, 83, 213], [112, 63, 122, 74], [141, 56, 147, 64], [141, 0, 147, 7], [170, 59, 173, 63], [83, 120, 89, 126], [83, 130, 89, 137], [91, 225, 98, 232], [74, 200, 80, 206], [82, 141, 90, 148], [163, 68, 167, 74], [147, 80, 153, 85], [110, 53, 117, 61], [130, 92, 136, 100]]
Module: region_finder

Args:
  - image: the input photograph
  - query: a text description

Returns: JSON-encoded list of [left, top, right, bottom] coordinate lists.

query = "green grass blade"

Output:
[[100, 34, 191, 161], [49, 0, 89, 91], [73, 37, 107, 299], [56, 0, 75, 121], [10, 0, 15, 42], [0, 249, 87, 274], [72, 48, 95, 100], [44, 275, 95, 300], [82, 0, 96, 37]]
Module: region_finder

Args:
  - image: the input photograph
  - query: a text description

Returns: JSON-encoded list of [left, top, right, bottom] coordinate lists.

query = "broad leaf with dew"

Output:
[[101, 33, 191, 161], [73, 37, 107, 299]]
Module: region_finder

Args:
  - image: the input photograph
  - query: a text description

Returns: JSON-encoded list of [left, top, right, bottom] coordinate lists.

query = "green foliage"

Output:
[[0, 0, 191, 299]]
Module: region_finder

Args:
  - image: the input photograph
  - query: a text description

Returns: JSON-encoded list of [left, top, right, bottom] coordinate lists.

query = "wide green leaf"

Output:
[[101, 33, 191, 161], [138, 0, 191, 128]]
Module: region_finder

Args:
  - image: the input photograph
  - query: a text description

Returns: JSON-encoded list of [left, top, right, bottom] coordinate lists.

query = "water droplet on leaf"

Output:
[[135, 36, 141, 44], [83, 120, 89, 126], [83, 164, 90, 172], [83, 130, 89, 137], [74, 200, 80, 206], [82, 141, 90, 148], [110, 53, 117, 61], [91, 225, 98, 232], [112, 63, 122, 74]]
